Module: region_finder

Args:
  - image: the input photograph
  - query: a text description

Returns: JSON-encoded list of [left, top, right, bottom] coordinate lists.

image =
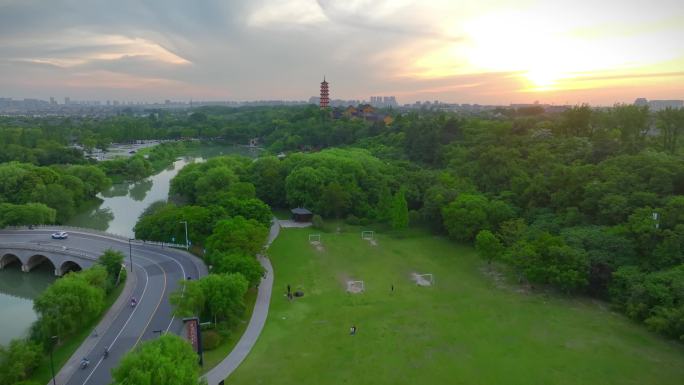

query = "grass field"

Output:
[[226, 227, 684, 385]]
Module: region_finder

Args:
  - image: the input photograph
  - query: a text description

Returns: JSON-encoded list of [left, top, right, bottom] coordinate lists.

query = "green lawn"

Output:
[[227, 227, 684, 385]]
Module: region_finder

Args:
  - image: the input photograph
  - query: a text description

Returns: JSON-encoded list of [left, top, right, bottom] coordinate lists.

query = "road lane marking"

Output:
[[134, 247, 190, 332], [1, 229, 205, 382], [82, 261, 149, 385], [131, 254, 168, 348]]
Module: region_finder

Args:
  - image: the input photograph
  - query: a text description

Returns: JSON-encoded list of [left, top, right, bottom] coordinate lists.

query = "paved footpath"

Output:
[[203, 219, 280, 385]]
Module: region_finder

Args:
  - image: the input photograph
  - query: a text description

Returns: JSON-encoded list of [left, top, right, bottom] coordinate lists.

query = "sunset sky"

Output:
[[1, 0, 682, 105]]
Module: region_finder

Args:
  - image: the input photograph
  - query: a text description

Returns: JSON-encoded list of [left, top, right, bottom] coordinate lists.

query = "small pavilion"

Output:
[[291, 208, 313, 222]]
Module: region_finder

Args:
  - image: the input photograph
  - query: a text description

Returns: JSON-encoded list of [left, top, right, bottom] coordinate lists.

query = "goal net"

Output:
[[413, 273, 434, 286], [347, 280, 365, 293], [361, 231, 374, 240], [308, 234, 321, 243]]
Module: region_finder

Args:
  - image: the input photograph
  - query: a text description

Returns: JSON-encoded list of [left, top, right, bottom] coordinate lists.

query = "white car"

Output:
[[51, 231, 68, 239]]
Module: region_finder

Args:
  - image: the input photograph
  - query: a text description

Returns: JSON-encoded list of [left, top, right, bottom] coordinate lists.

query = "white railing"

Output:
[[130, 239, 188, 249], [0, 242, 96, 260], [2, 225, 130, 241], [1, 225, 189, 250]]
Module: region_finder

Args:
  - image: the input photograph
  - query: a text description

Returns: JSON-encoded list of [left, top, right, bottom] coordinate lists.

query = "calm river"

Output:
[[0, 144, 259, 345]]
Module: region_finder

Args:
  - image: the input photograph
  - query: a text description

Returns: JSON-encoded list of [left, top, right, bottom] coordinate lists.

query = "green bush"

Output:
[[408, 210, 422, 225], [202, 330, 222, 351], [345, 214, 360, 225], [117, 267, 127, 286], [0, 339, 42, 384], [312, 215, 324, 229]]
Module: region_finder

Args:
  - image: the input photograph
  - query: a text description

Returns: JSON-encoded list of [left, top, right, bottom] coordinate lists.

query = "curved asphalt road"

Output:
[[0, 228, 207, 385]]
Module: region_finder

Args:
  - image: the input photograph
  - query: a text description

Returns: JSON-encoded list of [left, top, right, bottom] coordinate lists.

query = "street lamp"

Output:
[[179, 221, 189, 250], [49, 335, 58, 385], [128, 238, 134, 272]]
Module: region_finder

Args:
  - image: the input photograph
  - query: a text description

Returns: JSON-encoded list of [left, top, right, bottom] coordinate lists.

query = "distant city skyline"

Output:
[[0, 0, 682, 105]]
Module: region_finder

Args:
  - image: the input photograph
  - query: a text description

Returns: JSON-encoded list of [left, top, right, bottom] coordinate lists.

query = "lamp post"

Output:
[[179, 221, 189, 250], [49, 335, 58, 385], [128, 238, 134, 272]]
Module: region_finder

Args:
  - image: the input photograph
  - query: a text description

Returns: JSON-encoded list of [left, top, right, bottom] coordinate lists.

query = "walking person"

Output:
[[287, 284, 292, 300], [350, 325, 357, 335]]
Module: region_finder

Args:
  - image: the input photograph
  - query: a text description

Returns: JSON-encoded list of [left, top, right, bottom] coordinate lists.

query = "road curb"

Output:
[[48, 262, 138, 385]]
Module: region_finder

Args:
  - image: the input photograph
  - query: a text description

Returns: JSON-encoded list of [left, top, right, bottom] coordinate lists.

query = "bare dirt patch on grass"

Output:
[[411, 272, 433, 286], [365, 238, 378, 246], [480, 266, 531, 294], [310, 240, 325, 252]]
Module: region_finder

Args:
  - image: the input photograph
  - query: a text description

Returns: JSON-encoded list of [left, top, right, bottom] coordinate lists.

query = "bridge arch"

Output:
[[0, 243, 98, 276], [59, 260, 83, 276], [23, 254, 56, 273], [0, 253, 22, 269]]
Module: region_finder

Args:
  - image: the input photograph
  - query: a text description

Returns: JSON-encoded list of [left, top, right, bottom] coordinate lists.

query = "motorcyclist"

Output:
[[103, 346, 109, 358], [131, 297, 137, 307]]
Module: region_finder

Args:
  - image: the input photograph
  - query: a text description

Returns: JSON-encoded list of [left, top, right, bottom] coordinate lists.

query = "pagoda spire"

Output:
[[319, 76, 329, 109]]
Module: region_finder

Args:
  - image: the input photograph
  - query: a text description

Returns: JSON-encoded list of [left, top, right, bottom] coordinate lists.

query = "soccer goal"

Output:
[[347, 280, 365, 293], [361, 231, 374, 240], [413, 273, 434, 287], [309, 234, 321, 243]]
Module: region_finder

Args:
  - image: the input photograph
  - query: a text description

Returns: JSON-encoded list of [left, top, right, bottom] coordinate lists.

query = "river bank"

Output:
[[66, 143, 258, 238]]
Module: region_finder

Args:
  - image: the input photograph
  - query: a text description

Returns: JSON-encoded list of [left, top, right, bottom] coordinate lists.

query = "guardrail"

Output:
[[130, 239, 189, 249], [0, 242, 97, 260], [1, 225, 189, 250], [2, 225, 130, 241]]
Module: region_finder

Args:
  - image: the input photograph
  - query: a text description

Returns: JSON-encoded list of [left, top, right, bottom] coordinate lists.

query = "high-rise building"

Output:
[[64, 97, 70, 105], [634, 98, 683, 111], [320, 76, 329, 109], [369, 95, 398, 107]]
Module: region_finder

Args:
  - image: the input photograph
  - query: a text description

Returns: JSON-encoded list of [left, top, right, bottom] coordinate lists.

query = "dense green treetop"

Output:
[[111, 334, 204, 385]]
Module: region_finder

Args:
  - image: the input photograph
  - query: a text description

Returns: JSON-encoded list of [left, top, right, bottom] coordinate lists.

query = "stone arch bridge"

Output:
[[0, 243, 97, 276]]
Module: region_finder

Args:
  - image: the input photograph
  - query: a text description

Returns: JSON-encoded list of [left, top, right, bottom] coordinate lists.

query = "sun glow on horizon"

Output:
[[402, 3, 684, 98]]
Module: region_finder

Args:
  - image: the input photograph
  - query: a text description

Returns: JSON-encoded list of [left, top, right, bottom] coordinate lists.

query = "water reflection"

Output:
[[66, 158, 192, 238], [129, 179, 153, 202], [101, 183, 130, 198], [66, 145, 257, 238], [0, 262, 55, 345], [0, 145, 256, 345], [68, 201, 114, 231]]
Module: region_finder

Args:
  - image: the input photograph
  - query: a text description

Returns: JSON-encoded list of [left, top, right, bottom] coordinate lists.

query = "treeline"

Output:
[[214, 105, 683, 340], [97, 141, 189, 182], [0, 250, 125, 384], [0, 142, 194, 226], [0, 113, 213, 158], [134, 156, 270, 350], [419, 111, 684, 340], [3, 102, 683, 341], [0, 163, 111, 223]]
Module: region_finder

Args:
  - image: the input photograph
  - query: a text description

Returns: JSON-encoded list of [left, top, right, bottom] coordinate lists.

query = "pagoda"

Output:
[[319, 76, 329, 109]]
